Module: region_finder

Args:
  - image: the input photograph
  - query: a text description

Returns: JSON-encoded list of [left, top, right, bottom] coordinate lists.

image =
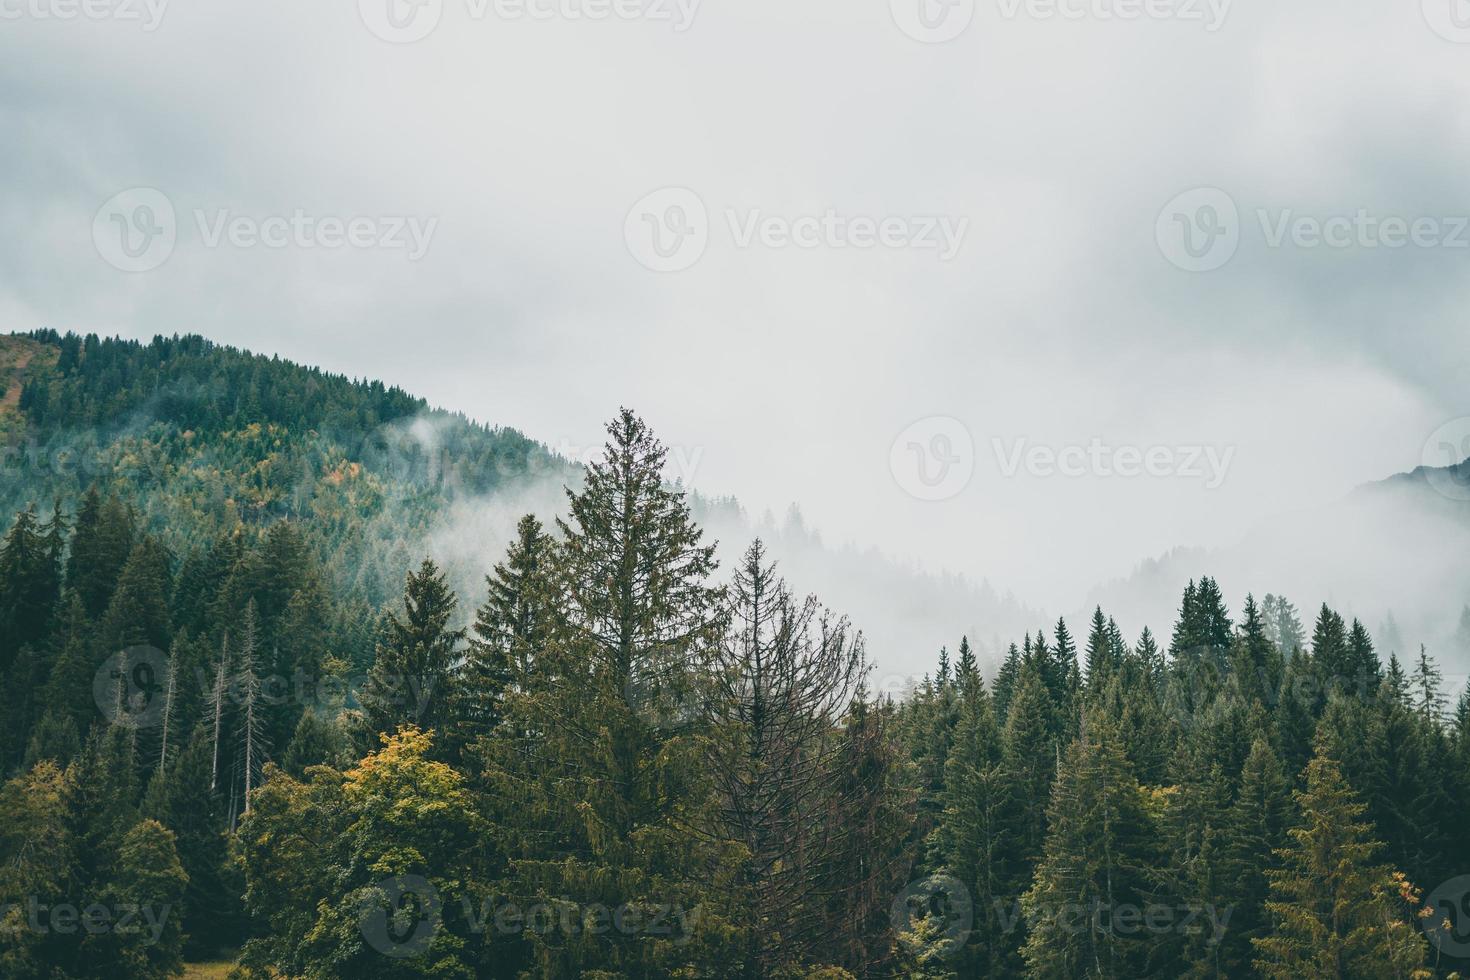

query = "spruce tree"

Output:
[[1084, 607, 1113, 694], [1252, 745, 1428, 978], [359, 557, 466, 740], [450, 513, 552, 759], [482, 410, 730, 977], [1020, 716, 1159, 979], [936, 673, 1015, 975], [1221, 737, 1289, 973], [1001, 664, 1055, 872]]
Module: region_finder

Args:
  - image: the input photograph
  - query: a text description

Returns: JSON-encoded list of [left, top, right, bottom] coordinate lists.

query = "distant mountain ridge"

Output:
[[1086, 450, 1470, 671]]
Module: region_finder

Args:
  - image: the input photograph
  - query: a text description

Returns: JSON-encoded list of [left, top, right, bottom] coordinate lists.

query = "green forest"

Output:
[[1, 331, 1467, 979]]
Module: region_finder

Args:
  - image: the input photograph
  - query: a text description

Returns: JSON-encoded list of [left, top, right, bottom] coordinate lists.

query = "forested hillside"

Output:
[[1, 332, 1467, 978]]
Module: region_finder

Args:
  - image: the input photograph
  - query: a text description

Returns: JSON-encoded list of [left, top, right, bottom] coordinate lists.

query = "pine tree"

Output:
[[1020, 716, 1159, 979], [955, 635, 977, 687], [936, 674, 1015, 975], [702, 539, 869, 976], [1252, 745, 1429, 978], [1221, 737, 1289, 973], [1002, 663, 1055, 872], [1410, 645, 1445, 728], [66, 489, 136, 619], [1311, 604, 1352, 697], [359, 557, 466, 740], [1229, 593, 1279, 708], [40, 591, 97, 737], [1084, 607, 1113, 694], [449, 513, 551, 759], [0, 507, 62, 671], [993, 642, 1022, 721], [1345, 619, 1382, 697], [99, 535, 173, 653], [144, 725, 240, 956], [482, 410, 731, 977], [1260, 594, 1304, 658], [1136, 626, 1165, 690]]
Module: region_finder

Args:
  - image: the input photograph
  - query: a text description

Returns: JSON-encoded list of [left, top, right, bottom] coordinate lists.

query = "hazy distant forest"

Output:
[[1, 332, 1468, 979]]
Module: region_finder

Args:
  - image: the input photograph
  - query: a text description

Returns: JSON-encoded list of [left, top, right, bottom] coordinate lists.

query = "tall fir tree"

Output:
[[358, 557, 466, 741], [1252, 744, 1428, 979]]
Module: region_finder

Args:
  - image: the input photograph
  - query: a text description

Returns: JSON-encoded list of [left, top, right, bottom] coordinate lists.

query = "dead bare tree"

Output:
[[701, 538, 876, 976]]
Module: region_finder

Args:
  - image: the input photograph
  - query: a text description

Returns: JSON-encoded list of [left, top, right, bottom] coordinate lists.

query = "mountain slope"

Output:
[[1, 331, 1038, 678]]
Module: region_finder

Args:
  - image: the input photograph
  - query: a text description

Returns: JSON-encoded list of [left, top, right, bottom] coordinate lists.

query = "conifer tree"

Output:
[[955, 635, 977, 686], [1410, 644, 1445, 728], [1001, 664, 1055, 871], [1221, 737, 1290, 973], [1252, 745, 1428, 978], [702, 539, 869, 976], [1020, 716, 1159, 979], [1260, 594, 1304, 658], [1084, 606, 1114, 694], [359, 557, 466, 740], [482, 410, 730, 976], [1345, 619, 1382, 697], [1311, 604, 1352, 697], [0, 507, 61, 671], [1229, 593, 1279, 708], [993, 642, 1022, 721], [66, 489, 136, 618], [936, 672, 1015, 975], [100, 535, 173, 653], [450, 513, 552, 759]]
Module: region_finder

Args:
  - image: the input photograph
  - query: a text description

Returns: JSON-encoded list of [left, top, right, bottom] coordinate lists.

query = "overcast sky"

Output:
[[4, 0, 1469, 614]]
